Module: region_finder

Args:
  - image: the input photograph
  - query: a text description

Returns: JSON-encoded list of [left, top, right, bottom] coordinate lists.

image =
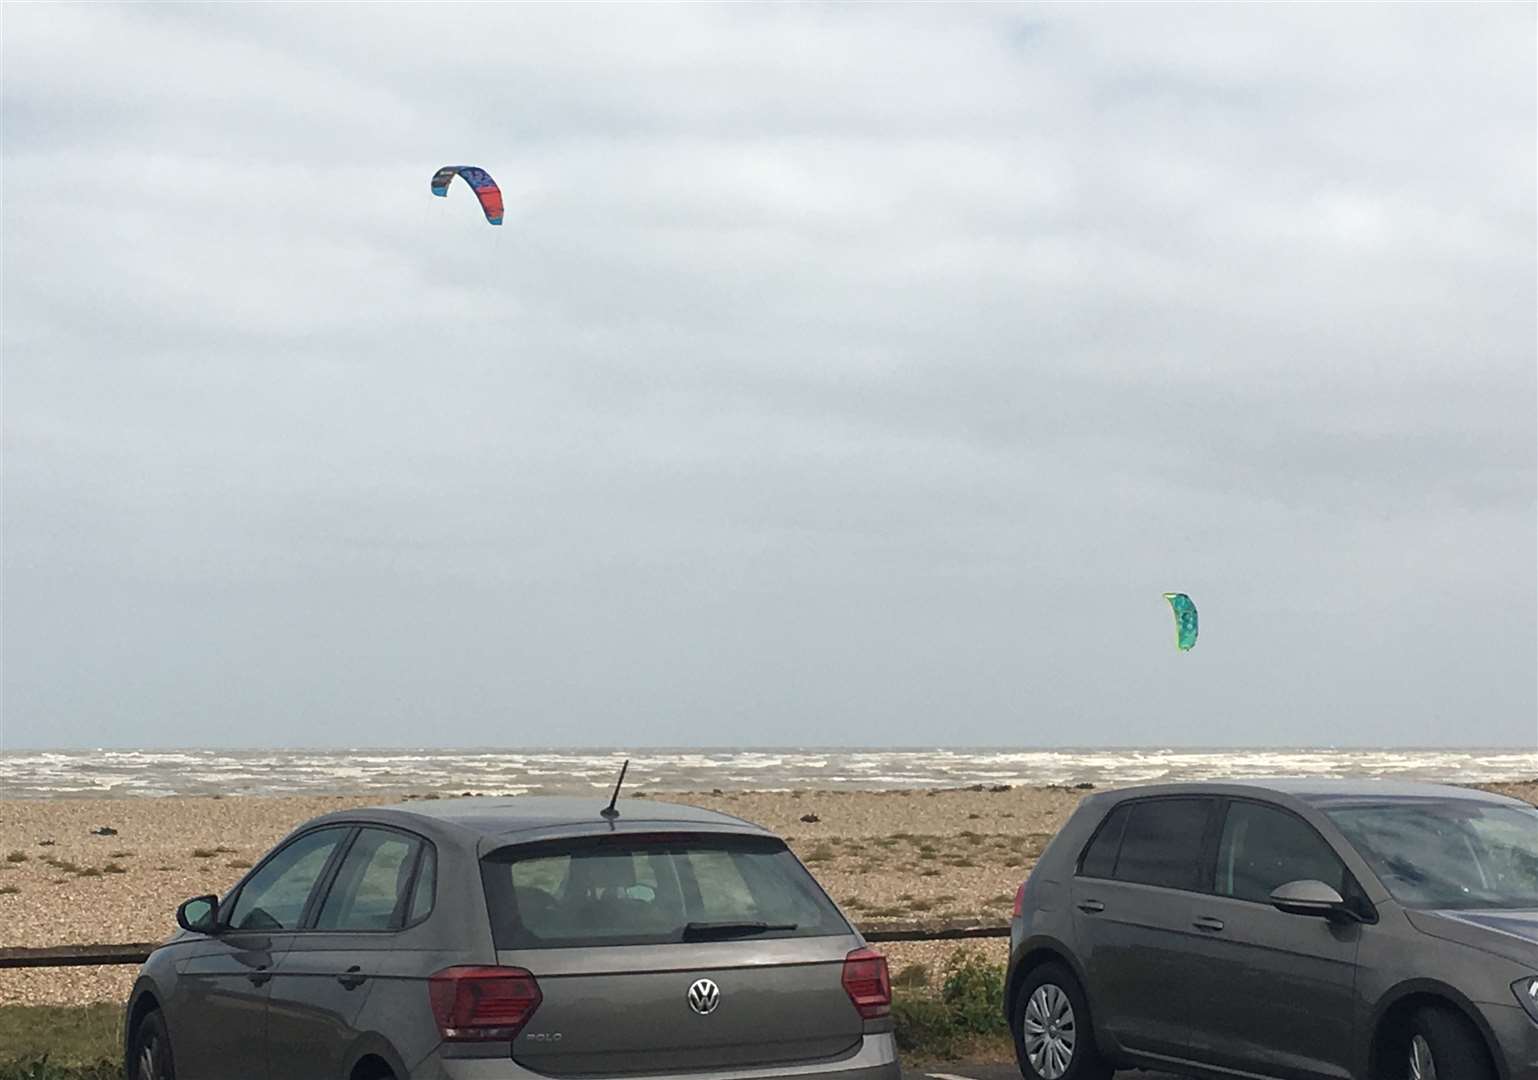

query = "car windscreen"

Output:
[[1326, 800, 1538, 910], [480, 833, 850, 949]]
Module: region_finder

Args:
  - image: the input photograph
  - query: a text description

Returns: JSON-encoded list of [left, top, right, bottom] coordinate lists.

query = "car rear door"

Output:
[[481, 833, 871, 1074], [1184, 799, 1362, 1080], [1070, 796, 1218, 1063], [264, 826, 434, 1080]]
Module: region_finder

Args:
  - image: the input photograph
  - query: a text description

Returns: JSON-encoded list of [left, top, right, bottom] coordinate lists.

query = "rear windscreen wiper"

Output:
[[682, 920, 798, 940]]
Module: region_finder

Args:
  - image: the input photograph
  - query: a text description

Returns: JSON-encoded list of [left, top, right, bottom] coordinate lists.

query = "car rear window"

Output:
[[481, 833, 850, 949]]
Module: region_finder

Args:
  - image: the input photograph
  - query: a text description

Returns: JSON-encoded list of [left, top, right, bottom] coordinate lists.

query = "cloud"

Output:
[[3, 3, 1533, 749]]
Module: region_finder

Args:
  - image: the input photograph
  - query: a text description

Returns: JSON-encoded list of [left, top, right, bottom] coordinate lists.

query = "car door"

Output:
[[1070, 796, 1218, 1063], [1184, 799, 1363, 1080], [264, 826, 431, 1080], [171, 826, 352, 1080]]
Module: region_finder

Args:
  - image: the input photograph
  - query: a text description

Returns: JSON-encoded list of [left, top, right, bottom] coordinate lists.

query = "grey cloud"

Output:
[[3, 3, 1533, 750]]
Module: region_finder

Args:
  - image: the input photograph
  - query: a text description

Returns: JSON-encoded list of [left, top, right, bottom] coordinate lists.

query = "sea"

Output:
[[0, 747, 1534, 799]]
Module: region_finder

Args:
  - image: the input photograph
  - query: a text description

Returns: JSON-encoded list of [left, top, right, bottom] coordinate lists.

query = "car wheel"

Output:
[[1405, 1005, 1493, 1080], [1011, 962, 1111, 1080], [130, 1010, 176, 1080]]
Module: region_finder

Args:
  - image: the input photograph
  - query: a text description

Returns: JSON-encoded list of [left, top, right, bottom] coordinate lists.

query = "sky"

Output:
[[2, 4, 1534, 751]]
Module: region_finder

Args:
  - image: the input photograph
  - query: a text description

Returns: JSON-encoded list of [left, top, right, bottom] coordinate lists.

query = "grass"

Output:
[[0, 1005, 122, 1078]]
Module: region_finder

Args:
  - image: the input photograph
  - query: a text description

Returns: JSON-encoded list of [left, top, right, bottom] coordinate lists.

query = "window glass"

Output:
[[1328, 801, 1538, 910], [1216, 802, 1345, 903], [407, 844, 436, 924], [1079, 804, 1129, 879], [314, 829, 420, 931], [227, 827, 348, 931], [1113, 799, 1211, 891], [481, 835, 849, 949]]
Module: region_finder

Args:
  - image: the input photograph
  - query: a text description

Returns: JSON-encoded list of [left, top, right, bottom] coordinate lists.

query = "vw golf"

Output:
[[1007, 780, 1538, 1080]]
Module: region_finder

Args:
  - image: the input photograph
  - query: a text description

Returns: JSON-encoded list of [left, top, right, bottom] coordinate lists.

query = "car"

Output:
[[123, 794, 898, 1080], [1004, 779, 1538, 1080]]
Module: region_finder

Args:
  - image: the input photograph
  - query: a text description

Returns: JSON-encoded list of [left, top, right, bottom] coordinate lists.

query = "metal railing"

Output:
[[0, 920, 1010, 970]]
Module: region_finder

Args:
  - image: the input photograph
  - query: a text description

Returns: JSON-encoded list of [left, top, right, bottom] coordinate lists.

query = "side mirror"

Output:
[[176, 895, 220, 934], [1269, 879, 1347, 919]]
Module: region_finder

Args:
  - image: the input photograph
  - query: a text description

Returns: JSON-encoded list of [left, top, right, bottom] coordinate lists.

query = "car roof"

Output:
[[1105, 778, 1528, 809], [307, 795, 775, 848]]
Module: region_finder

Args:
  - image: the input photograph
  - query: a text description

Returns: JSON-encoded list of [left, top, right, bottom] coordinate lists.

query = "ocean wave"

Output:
[[0, 747, 1534, 799]]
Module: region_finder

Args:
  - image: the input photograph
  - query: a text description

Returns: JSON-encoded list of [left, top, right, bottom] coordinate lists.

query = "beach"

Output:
[[4, 781, 1535, 1007]]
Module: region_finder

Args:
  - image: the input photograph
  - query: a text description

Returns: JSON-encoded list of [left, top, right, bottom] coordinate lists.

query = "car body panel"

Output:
[[1182, 891, 1360, 1079], [1070, 875, 1201, 1059]]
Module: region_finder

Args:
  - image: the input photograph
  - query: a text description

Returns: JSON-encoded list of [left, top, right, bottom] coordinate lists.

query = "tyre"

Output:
[[129, 1010, 176, 1080], [1404, 1005, 1494, 1080], [1011, 962, 1112, 1080]]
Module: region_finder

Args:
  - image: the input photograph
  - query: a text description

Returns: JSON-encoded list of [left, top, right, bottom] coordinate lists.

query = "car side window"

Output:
[[1113, 798, 1213, 891], [226, 827, 349, 932], [314, 828, 422, 931], [406, 844, 436, 924], [1215, 801, 1346, 903], [1079, 804, 1130, 879]]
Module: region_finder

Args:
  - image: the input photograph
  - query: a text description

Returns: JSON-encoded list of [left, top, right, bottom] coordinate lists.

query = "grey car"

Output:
[[123, 796, 899, 1080], [1004, 780, 1538, 1080]]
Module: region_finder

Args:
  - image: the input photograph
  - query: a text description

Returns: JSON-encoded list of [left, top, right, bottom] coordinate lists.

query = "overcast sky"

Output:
[[3, 4, 1534, 751]]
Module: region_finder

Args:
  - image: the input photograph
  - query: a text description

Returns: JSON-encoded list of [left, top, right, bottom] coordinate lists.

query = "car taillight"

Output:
[[428, 966, 541, 1041], [842, 947, 891, 1019], [1012, 880, 1027, 918]]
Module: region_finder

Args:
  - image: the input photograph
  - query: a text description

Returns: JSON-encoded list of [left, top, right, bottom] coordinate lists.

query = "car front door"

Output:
[[1071, 796, 1218, 1064], [170, 826, 352, 1080], [1185, 799, 1362, 1080], [265, 827, 431, 1080]]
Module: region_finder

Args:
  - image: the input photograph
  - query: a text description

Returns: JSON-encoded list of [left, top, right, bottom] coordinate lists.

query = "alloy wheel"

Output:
[[136, 1033, 161, 1080], [1408, 1033, 1437, 1080], [1022, 982, 1077, 1079]]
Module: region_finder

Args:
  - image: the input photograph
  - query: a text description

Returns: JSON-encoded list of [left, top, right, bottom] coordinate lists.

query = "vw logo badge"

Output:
[[687, 978, 721, 1015]]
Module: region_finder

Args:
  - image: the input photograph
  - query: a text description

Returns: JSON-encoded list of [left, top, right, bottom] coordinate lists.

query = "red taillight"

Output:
[[841, 947, 891, 1019], [1012, 880, 1028, 918], [428, 966, 541, 1041]]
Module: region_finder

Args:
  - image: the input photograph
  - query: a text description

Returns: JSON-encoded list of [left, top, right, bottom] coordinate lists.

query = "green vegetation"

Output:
[[891, 950, 1012, 1062], [0, 1005, 121, 1079]]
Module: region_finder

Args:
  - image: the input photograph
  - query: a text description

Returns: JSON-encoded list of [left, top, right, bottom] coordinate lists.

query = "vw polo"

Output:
[[125, 794, 898, 1080]]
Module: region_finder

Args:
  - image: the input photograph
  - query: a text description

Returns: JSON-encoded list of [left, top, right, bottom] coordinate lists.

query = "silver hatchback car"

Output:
[[124, 795, 898, 1080]]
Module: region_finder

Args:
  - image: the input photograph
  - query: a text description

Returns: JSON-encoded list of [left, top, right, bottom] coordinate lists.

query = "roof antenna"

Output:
[[600, 759, 630, 820]]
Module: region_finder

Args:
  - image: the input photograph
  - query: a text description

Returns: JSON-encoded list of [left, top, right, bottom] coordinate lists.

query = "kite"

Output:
[[1163, 592, 1198, 651], [431, 165, 503, 226]]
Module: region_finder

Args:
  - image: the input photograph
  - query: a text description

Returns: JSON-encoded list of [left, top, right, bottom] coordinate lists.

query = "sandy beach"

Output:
[[4, 781, 1535, 1007]]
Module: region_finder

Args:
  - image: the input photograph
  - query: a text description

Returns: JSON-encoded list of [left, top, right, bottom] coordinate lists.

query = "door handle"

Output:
[[336, 966, 367, 991], [247, 966, 272, 987], [1076, 900, 1105, 914], [1192, 916, 1225, 933]]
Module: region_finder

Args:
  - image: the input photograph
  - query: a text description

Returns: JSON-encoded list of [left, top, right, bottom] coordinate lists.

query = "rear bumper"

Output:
[[1478, 1001, 1538, 1080], [420, 1033, 900, 1080]]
